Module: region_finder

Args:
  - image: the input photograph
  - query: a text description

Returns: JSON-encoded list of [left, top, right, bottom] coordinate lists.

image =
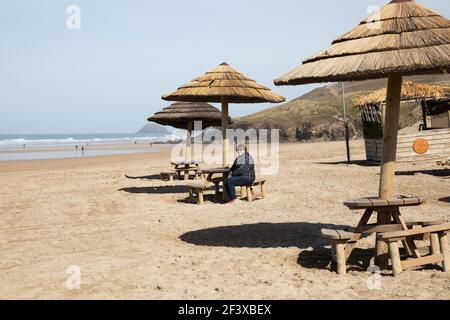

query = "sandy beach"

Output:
[[0, 140, 449, 300]]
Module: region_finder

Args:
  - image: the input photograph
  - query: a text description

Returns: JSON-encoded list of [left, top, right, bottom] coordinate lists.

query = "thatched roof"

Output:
[[275, 0, 450, 86], [353, 81, 450, 107], [148, 102, 227, 130], [163, 63, 285, 104]]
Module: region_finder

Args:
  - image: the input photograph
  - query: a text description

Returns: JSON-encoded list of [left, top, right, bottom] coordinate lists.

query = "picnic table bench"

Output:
[[378, 223, 450, 276], [161, 161, 203, 181], [320, 195, 450, 275], [239, 179, 266, 202], [186, 168, 267, 205], [437, 158, 450, 167]]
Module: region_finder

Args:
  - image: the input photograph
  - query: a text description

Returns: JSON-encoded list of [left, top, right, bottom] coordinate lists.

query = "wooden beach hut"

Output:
[[163, 62, 285, 167], [275, 0, 450, 272], [353, 81, 450, 163]]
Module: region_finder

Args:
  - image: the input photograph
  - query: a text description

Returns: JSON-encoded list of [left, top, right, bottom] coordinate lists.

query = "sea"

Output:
[[0, 132, 185, 161]]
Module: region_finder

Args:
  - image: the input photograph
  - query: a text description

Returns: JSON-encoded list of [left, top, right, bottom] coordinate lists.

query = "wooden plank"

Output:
[[187, 182, 208, 190], [397, 138, 450, 147], [360, 224, 403, 233], [398, 128, 450, 139], [379, 223, 450, 240], [398, 134, 450, 144], [399, 154, 447, 163], [345, 209, 374, 259], [398, 143, 450, 152], [392, 211, 420, 258], [321, 229, 354, 240], [386, 198, 406, 206], [407, 218, 446, 227], [401, 254, 444, 270]]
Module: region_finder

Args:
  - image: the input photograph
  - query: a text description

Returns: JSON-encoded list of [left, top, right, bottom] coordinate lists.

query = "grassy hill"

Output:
[[233, 74, 450, 142]]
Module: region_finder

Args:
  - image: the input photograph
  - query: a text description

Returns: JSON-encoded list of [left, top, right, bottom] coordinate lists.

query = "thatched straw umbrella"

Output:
[[163, 62, 285, 166], [148, 101, 226, 161], [275, 0, 450, 201], [353, 81, 450, 108]]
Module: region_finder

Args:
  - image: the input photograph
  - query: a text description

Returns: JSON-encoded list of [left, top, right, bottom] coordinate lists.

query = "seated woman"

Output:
[[224, 145, 255, 204]]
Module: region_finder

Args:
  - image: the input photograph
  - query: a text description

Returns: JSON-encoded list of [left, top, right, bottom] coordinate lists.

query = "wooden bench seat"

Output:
[[437, 158, 450, 166], [160, 172, 175, 181], [187, 182, 208, 205], [240, 179, 266, 202], [322, 219, 448, 275], [321, 229, 356, 275], [378, 223, 450, 276], [175, 167, 202, 180]]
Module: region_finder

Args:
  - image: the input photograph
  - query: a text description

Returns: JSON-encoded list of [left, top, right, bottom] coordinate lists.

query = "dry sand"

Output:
[[0, 140, 449, 300]]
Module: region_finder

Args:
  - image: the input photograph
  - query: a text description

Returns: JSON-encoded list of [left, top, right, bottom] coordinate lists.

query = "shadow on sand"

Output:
[[396, 169, 450, 177], [120, 186, 189, 194], [439, 197, 450, 204], [180, 222, 375, 272], [316, 160, 379, 167], [125, 174, 162, 181]]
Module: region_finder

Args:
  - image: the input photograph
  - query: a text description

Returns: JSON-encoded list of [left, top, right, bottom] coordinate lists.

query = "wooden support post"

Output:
[[247, 186, 253, 202], [439, 233, 450, 272], [184, 166, 189, 181], [188, 189, 193, 203], [376, 74, 402, 270], [421, 100, 428, 130], [376, 210, 392, 270], [214, 183, 221, 202], [261, 184, 266, 199], [388, 240, 403, 277], [430, 233, 441, 259], [379, 74, 403, 200], [335, 242, 347, 275], [240, 187, 246, 199], [221, 97, 229, 168], [186, 121, 193, 163], [198, 190, 204, 205]]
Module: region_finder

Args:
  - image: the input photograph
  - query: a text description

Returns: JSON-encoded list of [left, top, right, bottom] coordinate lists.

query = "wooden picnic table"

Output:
[[437, 158, 450, 167], [171, 161, 203, 181], [342, 195, 427, 270], [202, 168, 230, 202]]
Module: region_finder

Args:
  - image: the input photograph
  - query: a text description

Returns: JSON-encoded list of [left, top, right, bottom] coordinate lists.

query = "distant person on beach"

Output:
[[75, 145, 78, 150], [81, 146, 85, 156], [224, 145, 255, 204], [23, 144, 26, 148]]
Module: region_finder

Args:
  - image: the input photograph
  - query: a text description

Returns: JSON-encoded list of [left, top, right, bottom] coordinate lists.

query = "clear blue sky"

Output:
[[0, 0, 448, 134]]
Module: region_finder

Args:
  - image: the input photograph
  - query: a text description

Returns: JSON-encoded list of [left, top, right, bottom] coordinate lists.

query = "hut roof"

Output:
[[163, 63, 285, 104], [353, 81, 450, 107], [148, 101, 227, 130], [275, 0, 450, 86]]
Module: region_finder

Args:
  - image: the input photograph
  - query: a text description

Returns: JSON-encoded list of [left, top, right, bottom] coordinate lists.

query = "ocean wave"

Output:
[[0, 134, 185, 149]]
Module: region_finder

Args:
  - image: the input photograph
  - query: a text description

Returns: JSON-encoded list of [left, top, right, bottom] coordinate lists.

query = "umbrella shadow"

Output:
[[439, 197, 450, 203], [396, 169, 450, 177], [316, 160, 379, 167], [180, 221, 374, 271], [125, 174, 162, 181], [120, 186, 189, 194]]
